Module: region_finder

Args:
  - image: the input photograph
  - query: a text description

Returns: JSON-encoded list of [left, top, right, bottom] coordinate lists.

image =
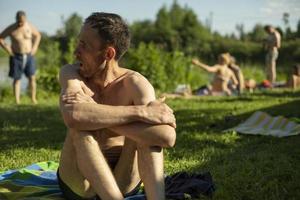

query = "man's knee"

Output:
[[69, 129, 98, 146]]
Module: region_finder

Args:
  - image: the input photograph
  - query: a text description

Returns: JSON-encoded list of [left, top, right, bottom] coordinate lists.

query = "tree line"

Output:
[[3, 1, 298, 92]]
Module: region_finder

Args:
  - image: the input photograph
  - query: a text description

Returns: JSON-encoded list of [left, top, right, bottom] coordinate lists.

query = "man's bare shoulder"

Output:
[[123, 70, 155, 103], [0, 24, 16, 37], [59, 63, 82, 83], [124, 70, 153, 89], [27, 22, 40, 34]]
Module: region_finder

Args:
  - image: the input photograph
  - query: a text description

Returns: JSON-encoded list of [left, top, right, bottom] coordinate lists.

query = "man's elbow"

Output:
[[35, 32, 41, 40], [0, 38, 4, 46], [61, 104, 79, 129]]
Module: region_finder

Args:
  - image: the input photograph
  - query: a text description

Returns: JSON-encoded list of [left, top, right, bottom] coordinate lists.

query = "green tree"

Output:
[[56, 13, 82, 64], [130, 20, 156, 47], [296, 19, 300, 38], [63, 37, 76, 65], [247, 24, 266, 42], [58, 13, 83, 39], [35, 33, 62, 92], [236, 23, 246, 41]]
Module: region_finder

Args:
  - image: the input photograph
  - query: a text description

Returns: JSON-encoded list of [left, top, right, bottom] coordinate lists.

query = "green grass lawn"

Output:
[[0, 89, 300, 200]]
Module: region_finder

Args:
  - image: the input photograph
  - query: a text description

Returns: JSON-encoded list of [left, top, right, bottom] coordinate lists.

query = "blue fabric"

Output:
[[0, 162, 145, 200], [0, 162, 215, 200], [9, 53, 36, 80]]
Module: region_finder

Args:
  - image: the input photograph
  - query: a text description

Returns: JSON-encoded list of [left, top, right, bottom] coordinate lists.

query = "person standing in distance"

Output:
[[264, 25, 281, 85], [0, 11, 41, 104]]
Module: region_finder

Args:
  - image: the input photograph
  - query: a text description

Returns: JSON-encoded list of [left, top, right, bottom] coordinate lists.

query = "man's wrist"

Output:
[[132, 105, 146, 121]]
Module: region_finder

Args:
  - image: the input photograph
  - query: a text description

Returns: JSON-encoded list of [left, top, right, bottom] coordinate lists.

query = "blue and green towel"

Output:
[[0, 162, 215, 200], [0, 161, 63, 200], [0, 162, 147, 200]]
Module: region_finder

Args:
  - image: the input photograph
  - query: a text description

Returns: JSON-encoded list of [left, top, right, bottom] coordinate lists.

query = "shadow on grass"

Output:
[[0, 104, 66, 151], [170, 98, 300, 199]]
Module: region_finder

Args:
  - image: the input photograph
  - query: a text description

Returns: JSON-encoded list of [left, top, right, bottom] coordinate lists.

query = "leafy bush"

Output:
[[123, 43, 207, 92], [124, 43, 167, 90], [37, 67, 60, 93], [63, 37, 77, 65], [35, 35, 61, 93], [279, 39, 300, 65]]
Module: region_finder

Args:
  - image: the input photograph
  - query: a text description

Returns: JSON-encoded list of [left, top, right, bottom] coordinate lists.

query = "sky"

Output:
[[0, 0, 299, 36]]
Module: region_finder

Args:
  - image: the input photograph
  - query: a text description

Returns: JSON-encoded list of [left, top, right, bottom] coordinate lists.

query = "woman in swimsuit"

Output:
[[192, 53, 238, 96]]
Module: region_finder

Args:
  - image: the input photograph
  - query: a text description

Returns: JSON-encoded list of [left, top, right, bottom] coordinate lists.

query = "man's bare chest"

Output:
[[90, 80, 133, 106], [11, 27, 32, 41]]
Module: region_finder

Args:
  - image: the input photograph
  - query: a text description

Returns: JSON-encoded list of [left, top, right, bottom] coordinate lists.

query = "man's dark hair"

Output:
[[264, 25, 272, 32], [16, 10, 26, 20], [84, 12, 130, 60]]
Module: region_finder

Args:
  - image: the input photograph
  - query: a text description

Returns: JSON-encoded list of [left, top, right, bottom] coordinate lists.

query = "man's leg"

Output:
[[265, 54, 271, 83], [270, 60, 276, 83], [137, 145, 165, 200], [59, 130, 95, 198], [13, 79, 21, 104], [28, 75, 37, 104], [113, 138, 140, 195], [113, 138, 165, 200], [59, 129, 123, 200]]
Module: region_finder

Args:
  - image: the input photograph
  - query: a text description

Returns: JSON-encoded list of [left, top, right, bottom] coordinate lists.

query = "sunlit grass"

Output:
[[0, 89, 300, 199]]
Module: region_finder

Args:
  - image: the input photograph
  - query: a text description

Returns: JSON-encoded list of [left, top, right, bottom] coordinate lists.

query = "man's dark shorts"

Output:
[[57, 170, 141, 200], [9, 53, 36, 80]]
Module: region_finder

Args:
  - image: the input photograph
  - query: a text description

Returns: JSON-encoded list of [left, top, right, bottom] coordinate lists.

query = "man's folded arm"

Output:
[[109, 74, 176, 148], [59, 65, 175, 132], [59, 65, 148, 130]]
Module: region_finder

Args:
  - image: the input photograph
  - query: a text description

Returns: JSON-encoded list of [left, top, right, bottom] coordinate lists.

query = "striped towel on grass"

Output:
[[230, 111, 300, 137], [0, 162, 145, 200], [0, 161, 63, 200]]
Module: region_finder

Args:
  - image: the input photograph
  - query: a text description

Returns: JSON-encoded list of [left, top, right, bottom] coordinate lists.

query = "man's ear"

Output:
[[105, 47, 116, 61]]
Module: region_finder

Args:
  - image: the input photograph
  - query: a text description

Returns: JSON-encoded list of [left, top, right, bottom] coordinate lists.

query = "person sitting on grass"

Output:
[[286, 64, 300, 89], [228, 55, 245, 94], [192, 53, 238, 96], [58, 12, 176, 200]]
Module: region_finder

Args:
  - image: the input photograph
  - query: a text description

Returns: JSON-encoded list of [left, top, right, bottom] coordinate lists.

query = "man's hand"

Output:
[[62, 91, 96, 104], [61, 80, 95, 104], [0, 38, 14, 56], [142, 97, 176, 128], [30, 49, 37, 56]]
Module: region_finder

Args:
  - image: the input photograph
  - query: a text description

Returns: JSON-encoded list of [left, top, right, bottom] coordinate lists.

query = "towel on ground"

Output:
[[229, 111, 300, 137], [0, 161, 62, 200], [0, 162, 215, 200]]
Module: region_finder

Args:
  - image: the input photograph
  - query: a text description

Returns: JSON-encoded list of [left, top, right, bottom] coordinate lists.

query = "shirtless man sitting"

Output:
[[287, 64, 300, 89], [0, 11, 41, 104], [58, 12, 176, 200], [192, 53, 238, 96]]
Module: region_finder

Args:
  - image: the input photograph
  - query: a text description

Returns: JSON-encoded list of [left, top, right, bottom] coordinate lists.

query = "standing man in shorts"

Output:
[[263, 25, 281, 85], [0, 11, 41, 104]]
